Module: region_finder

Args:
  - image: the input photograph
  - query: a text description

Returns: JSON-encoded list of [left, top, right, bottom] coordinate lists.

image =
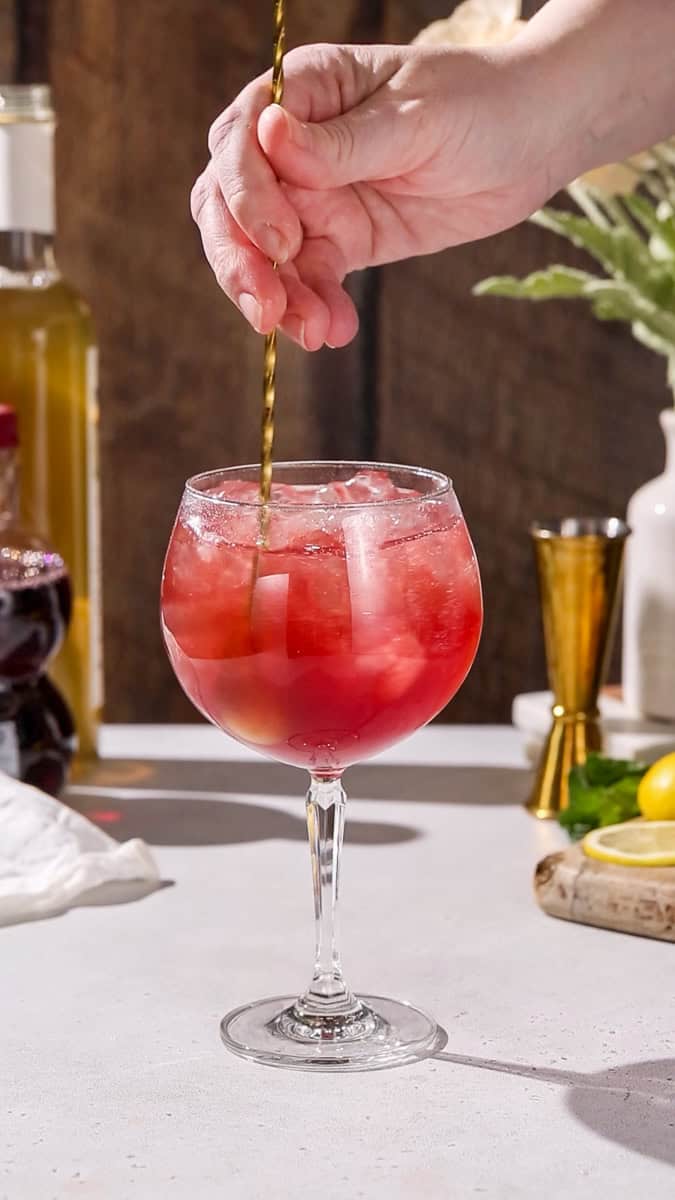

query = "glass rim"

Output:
[[184, 461, 453, 511], [531, 517, 630, 540]]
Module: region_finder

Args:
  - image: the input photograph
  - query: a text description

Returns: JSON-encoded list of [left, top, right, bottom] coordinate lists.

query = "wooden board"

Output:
[[535, 844, 675, 942]]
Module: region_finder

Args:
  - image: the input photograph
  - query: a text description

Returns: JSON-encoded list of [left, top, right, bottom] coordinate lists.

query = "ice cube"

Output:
[[343, 511, 406, 651], [206, 480, 260, 504], [374, 633, 427, 703], [251, 572, 289, 653], [342, 470, 417, 503]]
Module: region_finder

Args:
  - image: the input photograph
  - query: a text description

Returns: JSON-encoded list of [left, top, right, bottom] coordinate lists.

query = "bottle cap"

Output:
[[0, 86, 55, 236], [0, 405, 18, 448]]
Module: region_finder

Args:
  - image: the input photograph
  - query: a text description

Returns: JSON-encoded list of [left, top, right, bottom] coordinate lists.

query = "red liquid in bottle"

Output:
[[0, 546, 75, 795], [0, 406, 75, 794]]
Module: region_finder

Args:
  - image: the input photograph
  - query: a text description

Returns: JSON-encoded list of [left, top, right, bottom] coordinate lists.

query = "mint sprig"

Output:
[[559, 753, 647, 840]]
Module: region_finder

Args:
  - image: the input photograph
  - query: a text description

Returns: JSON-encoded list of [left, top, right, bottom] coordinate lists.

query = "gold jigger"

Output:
[[527, 518, 630, 819]]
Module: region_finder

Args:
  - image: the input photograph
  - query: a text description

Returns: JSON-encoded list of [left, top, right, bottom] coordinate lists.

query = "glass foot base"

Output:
[[220, 994, 447, 1072]]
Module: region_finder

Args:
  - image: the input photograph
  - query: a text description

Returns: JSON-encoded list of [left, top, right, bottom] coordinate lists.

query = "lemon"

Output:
[[638, 752, 675, 820], [583, 821, 675, 867]]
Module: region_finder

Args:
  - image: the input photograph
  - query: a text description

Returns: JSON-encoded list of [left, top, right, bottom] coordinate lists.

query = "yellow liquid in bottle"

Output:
[[0, 280, 101, 756]]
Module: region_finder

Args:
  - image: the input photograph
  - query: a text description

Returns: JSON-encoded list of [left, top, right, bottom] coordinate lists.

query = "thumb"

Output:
[[258, 103, 399, 189]]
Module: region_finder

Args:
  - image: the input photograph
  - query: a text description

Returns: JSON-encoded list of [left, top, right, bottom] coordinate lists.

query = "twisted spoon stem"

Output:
[[259, 0, 286, 523]]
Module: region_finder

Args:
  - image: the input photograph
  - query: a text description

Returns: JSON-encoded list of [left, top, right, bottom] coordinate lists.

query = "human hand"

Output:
[[191, 41, 566, 350]]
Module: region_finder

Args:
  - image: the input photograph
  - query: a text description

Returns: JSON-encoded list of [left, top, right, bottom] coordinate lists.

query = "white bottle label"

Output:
[[0, 721, 20, 777], [0, 121, 55, 234], [86, 347, 104, 717]]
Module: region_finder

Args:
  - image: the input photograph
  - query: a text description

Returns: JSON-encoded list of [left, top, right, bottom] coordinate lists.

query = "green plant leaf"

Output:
[[530, 208, 654, 288], [475, 271, 675, 359], [579, 753, 645, 788], [559, 753, 647, 840], [473, 267, 597, 300], [476, 197, 675, 365], [624, 194, 675, 258], [585, 279, 675, 349], [631, 320, 675, 360]]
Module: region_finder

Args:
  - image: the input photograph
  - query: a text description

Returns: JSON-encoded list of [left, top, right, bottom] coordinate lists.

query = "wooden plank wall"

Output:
[[10, 0, 671, 722], [379, 0, 668, 719], [48, 0, 379, 722]]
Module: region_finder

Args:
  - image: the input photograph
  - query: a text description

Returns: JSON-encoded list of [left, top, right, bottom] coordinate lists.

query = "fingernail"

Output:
[[285, 315, 306, 349], [258, 224, 289, 264], [238, 292, 263, 330]]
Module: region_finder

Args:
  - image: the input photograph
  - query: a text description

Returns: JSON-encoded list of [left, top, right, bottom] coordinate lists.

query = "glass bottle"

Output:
[[0, 403, 75, 796], [0, 83, 101, 757]]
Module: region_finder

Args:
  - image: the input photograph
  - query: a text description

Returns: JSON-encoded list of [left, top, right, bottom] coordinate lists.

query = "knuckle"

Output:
[[283, 43, 324, 74], [207, 105, 241, 157], [326, 118, 354, 165], [226, 182, 248, 223], [190, 171, 212, 224], [211, 247, 234, 293]]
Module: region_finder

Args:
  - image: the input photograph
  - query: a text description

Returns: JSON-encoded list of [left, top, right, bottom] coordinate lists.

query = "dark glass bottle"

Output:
[[0, 84, 102, 758], [0, 404, 75, 795]]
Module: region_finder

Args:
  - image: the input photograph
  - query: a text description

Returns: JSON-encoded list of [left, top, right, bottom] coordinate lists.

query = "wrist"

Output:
[[469, 36, 582, 201], [497, 27, 592, 195], [513, 0, 675, 186]]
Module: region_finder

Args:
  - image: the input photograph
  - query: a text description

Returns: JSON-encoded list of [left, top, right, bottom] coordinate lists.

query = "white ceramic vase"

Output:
[[623, 408, 675, 720]]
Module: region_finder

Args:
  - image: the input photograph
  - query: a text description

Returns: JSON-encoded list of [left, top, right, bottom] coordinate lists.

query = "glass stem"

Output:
[[297, 773, 358, 1018]]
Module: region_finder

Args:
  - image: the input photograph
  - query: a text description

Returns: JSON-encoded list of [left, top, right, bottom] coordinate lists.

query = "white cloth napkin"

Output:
[[0, 771, 160, 926]]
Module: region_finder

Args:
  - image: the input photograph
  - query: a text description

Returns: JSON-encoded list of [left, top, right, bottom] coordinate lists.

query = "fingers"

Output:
[[191, 170, 357, 348], [207, 77, 304, 264], [278, 248, 359, 350], [191, 171, 287, 333], [208, 49, 359, 260], [294, 240, 360, 348], [311, 278, 360, 349], [278, 266, 330, 351], [192, 44, 402, 337], [194, 46, 403, 251], [258, 97, 407, 191]]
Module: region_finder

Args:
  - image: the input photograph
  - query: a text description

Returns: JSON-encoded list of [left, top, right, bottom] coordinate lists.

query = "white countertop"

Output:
[[4, 725, 674, 1198]]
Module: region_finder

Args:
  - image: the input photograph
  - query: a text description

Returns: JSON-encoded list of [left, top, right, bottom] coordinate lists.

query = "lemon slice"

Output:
[[583, 821, 675, 867]]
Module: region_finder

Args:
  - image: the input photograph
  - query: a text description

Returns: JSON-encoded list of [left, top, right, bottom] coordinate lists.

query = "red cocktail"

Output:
[[162, 467, 481, 773], [161, 462, 482, 1071]]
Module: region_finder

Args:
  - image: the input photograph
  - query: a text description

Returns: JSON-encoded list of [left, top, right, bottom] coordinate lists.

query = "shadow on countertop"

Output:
[[68, 790, 420, 847], [436, 1050, 675, 1167], [69, 757, 531, 805], [65, 757, 530, 846]]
